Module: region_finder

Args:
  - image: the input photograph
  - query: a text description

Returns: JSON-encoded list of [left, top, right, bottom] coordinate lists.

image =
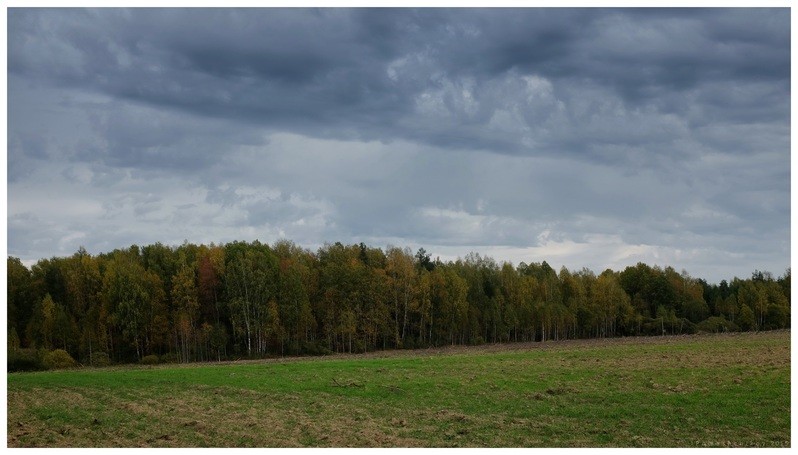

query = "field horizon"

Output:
[[7, 330, 791, 447], [71, 328, 790, 370]]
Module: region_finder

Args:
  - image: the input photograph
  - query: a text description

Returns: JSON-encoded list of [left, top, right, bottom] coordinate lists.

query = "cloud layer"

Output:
[[7, 8, 791, 282]]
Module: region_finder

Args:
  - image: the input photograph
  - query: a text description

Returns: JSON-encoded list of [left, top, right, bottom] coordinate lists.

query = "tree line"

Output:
[[7, 240, 791, 369]]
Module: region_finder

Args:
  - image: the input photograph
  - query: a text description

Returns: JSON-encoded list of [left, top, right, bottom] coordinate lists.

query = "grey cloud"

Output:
[[90, 103, 268, 173], [9, 8, 789, 165], [9, 8, 414, 128], [7, 8, 790, 283], [8, 133, 47, 183]]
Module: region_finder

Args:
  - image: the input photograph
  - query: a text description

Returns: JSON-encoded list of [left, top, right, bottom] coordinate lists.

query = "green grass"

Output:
[[7, 330, 790, 447]]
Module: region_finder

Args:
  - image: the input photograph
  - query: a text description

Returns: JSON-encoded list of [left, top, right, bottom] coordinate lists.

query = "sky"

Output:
[[6, 7, 791, 283]]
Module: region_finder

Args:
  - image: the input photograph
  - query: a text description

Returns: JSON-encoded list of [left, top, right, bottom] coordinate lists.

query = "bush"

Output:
[[640, 319, 663, 336], [43, 349, 77, 370], [159, 352, 179, 364], [89, 351, 112, 367], [765, 304, 789, 330], [677, 318, 697, 335], [139, 354, 160, 365], [8, 348, 46, 372], [8, 329, 21, 352], [301, 341, 332, 356], [697, 316, 739, 333]]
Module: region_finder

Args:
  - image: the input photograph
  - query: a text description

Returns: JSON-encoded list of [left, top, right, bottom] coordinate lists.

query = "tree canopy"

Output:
[[7, 240, 791, 366]]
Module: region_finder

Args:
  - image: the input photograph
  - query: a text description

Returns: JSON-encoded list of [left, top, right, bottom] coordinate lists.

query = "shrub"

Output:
[[765, 304, 789, 330], [159, 352, 179, 364], [139, 354, 160, 365], [301, 341, 332, 356], [640, 319, 663, 336], [8, 348, 46, 372], [8, 329, 21, 352], [677, 318, 697, 335], [697, 316, 739, 333], [89, 351, 112, 367], [43, 349, 77, 370]]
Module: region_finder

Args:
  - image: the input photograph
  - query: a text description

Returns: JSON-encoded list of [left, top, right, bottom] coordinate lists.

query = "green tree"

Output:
[[198, 245, 225, 325], [765, 304, 788, 329], [737, 281, 767, 330], [500, 263, 524, 341], [172, 263, 200, 362], [63, 248, 102, 361], [102, 252, 166, 360], [777, 268, 790, 303], [51, 302, 78, 352], [718, 294, 739, 322], [10, 239, 792, 366], [265, 300, 286, 354], [443, 267, 469, 345], [416, 270, 433, 346], [25, 293, 57, 350], [8, 257, 36, 345], [591, 271, 629, 338], [209, 323, 229, 361], [737, 304, 756, 332], [386, 246, 416, 347], [415, 247, 435, 272], [225, 241, 279, 355]]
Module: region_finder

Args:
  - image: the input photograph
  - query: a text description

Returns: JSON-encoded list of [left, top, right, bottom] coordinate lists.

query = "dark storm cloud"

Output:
[[7, 8, 791, 282], [9, 9, 413, 133], [8, 8, 789, 162]]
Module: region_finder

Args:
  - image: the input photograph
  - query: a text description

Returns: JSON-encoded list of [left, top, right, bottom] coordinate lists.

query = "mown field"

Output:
[[7, 330, 790, 447]]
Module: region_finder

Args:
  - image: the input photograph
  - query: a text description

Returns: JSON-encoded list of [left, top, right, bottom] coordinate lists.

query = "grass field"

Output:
[[6, 330, 791, 447]]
